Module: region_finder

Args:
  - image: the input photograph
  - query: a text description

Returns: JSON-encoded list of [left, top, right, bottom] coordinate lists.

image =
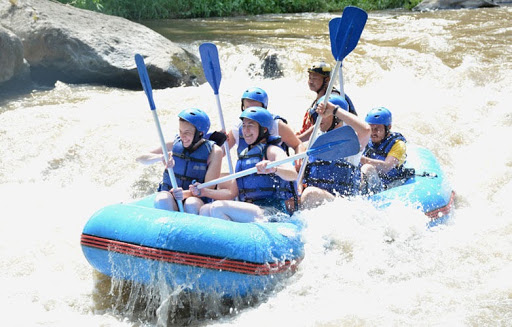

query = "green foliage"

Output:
[[57, 0, 423, 20], [404, 0, 423, 9], [62, 0, 103, 11]]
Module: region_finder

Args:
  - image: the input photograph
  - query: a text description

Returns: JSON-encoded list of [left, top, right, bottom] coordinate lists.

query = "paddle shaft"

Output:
[[197, 125, 359, 190], [339, 66, 345, 98], [135, 54, 184, 212], [199, 43, 235, 176], [214, 93, 235, 175], [152, 111, 185, 212], [198, 151, 305, 190]]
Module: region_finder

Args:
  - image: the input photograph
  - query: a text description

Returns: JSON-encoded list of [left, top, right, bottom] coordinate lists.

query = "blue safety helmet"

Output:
[[317, 95, 348, 110], [241, 87, 268, 109], [240, 106, 273, 130], [365, 107, 392, 126], [178, 108, 210, 135], [309, 95, 349, 124]]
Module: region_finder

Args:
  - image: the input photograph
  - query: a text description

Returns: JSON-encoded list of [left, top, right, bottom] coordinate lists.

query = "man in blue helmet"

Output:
[[300, 95, 370, 209], [137, 108, 223, 214], [190, 107, 298, 222], [360, 107, 407, 194]]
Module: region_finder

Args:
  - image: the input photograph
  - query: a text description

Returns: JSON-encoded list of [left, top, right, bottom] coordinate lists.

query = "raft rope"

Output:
[[80, 234, 302, 276]]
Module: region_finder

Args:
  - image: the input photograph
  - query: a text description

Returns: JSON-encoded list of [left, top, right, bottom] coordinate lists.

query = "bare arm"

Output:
[[226, 129, 236, 152], [278, 120, 305, 155], [318, 102, 371, 150], [204, 144, 223, 184], [278, 120, 306, 171], [360, 141, 405, 173], [296, 125, 313, 142], [360, 155, 399, 174], [259, 145, 298, 181], [189, 176, 238, 200], [136, 141, 174, 165]]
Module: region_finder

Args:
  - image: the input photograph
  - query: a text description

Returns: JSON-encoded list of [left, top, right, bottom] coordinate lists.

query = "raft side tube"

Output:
[[367, 145, 455, 221]]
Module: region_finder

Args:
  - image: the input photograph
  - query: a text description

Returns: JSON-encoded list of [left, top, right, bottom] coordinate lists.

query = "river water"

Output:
[[1, 6, 511, 327]]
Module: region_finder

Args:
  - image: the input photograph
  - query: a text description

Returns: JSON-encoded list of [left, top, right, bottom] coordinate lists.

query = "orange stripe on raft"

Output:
[[425, 191, 456, 220], [80, 234, 300, 276]]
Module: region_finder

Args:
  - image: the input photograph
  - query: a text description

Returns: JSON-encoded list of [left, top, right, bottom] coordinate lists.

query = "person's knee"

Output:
[[154, 192, 176, 211], [184, 197, 203, 215], [300, 187, 329, 210], [300, 187, 314, 201], [209, 201, 230, 220], [208, 201, 223, 218], [360, 166, 382, 194], [361, 163, 376, 176], [199, 203, 211, 216]]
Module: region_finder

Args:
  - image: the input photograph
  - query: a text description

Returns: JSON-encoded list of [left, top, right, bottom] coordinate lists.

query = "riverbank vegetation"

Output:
[[59, 0, 422, 20]]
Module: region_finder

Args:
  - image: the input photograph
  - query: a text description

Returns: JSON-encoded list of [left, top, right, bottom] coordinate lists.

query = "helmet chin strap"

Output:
[[185, 129, 203, 151], [249, 127, 269, 148], [316, 77, 328, 94], [327, 116, 341, 132]]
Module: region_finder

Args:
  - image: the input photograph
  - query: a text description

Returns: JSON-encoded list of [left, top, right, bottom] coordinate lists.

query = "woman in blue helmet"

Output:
[[226, 86, 304, 210], [226, 86, 305, 164], [300, 95, 371, 209], [189, 107, 298, 222], [360, 107, 407, 194], [137, 108, 223, 214]]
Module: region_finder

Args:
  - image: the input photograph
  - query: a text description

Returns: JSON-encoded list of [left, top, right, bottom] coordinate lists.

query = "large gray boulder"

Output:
[[0, 0, 203, 89], [0, 25, 29, 84], [413, 0, 500, 11]]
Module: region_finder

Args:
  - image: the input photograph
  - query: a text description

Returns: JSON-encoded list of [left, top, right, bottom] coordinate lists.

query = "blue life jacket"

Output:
[[237, 114, 290, 155], [304, 155, 361, 197], [159, 138, 214, 192], [363, 132, 407, 185], [236, 139, 297, 203]]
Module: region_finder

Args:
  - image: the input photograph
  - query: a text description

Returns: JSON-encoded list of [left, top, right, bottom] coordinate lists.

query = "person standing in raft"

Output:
[[360, 107, 408, 195], [136, 108, 223, 214], [189, 107, 298, 223], [300, 95, 371, 209], [296, 61, 358, 142]]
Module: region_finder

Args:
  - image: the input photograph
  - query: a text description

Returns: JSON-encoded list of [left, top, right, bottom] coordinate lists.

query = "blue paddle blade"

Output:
[[134, 54, 156, 110], [330, 6, 368, 61], [329, 17, 342, 59], [308, 125, 360, 161], [199, 42, 222, 95]]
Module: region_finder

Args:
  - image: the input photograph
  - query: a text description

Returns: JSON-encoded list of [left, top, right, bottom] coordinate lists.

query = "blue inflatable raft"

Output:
[[80, 144, 454, 297], [367, 144, 455, 226], [81, 196, 305, 298]]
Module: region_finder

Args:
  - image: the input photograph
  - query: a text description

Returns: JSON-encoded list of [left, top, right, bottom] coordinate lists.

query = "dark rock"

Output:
[[413, 0, 500, 11], [262, 53, 284, 79]]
